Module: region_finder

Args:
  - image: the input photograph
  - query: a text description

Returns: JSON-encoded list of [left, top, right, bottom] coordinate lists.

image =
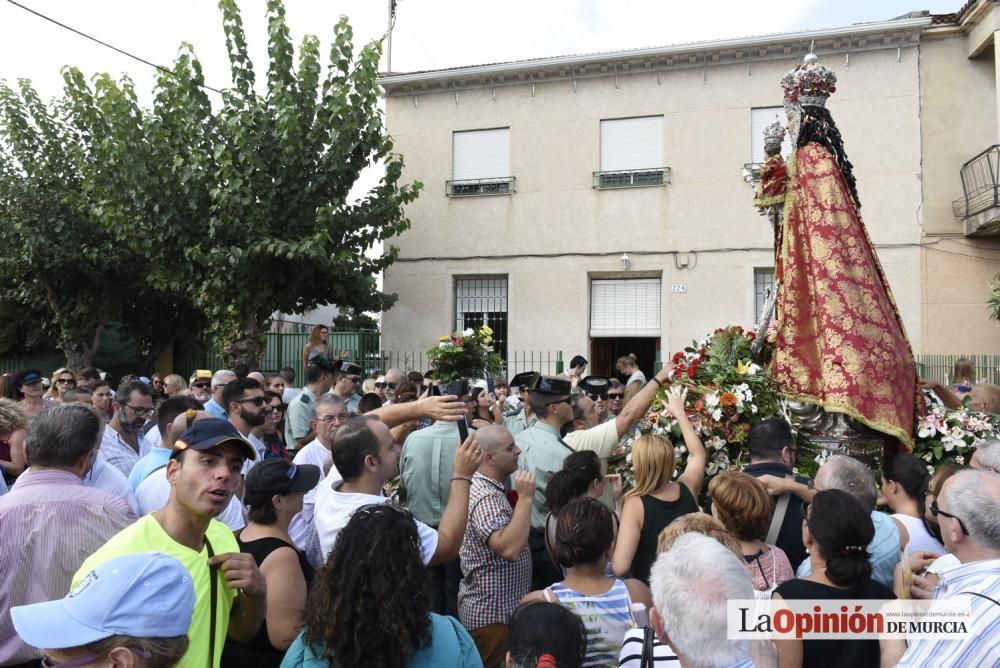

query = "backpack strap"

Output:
[[206, 536, 217, 668], [765, 474, 795, 546]]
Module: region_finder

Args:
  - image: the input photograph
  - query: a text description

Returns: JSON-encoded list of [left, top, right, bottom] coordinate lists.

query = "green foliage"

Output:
[[990, 272, 1000, 321], [426, 325, 503, 382], [334, 307, 378, 330], [2, 0, 417, 369]]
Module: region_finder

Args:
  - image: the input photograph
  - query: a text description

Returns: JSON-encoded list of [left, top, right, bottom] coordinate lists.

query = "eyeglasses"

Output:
[[56, 378, 76, 385], [125, 404, 155, 418], [317, 414, 349, 424], [191, 382, 210, 390], [236, 397, 267, 407], [930, 501, 969, 535]]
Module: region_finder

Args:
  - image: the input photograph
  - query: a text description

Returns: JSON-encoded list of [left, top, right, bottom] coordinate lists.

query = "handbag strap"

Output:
[[206, 536, 217, 668], [765, 474, 795, 546], [640, 624, 655, 668]]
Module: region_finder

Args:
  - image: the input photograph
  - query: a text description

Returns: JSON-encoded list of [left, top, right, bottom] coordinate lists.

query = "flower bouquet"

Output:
[[610, 325, 783, 491], [912, 404, 1000, 472], [425, 324, 503, 381]]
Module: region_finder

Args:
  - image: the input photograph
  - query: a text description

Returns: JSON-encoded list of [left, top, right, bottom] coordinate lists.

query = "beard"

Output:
[[243, 409, 267, 427]]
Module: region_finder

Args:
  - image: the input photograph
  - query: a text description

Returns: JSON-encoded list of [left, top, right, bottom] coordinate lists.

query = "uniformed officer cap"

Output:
[[530, 375, 572, 396], [338, 361, 363, 377], [510, 371, 540, 391], [579, 376, 610, 396]]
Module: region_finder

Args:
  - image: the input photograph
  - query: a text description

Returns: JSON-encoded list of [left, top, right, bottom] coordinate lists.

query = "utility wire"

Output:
[[4, 0, 223, 95]]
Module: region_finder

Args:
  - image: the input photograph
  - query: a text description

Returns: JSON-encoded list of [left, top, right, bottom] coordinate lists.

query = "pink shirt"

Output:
[[0, 468, 135, 664]]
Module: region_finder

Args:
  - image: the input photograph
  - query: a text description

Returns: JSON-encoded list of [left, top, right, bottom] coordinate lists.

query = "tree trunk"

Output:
[[222, 315, 266, 370]]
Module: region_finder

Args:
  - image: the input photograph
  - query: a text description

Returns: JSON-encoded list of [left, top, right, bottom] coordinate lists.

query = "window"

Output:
[[753, 268, 776, 326], [590, 279, 661, 337], [595, 116, 667, 189], [455, 277, 508, 363], [448, 128, 513, 196], [750, 107, 792, 165]]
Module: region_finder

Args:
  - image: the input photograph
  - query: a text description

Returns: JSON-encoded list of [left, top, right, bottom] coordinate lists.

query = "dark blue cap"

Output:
[[170, 418, 257, 461]]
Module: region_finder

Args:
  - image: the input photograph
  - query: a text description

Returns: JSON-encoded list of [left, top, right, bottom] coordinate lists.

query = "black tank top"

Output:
[[630, 485, 699, 584], [221, 535, 315, 668]]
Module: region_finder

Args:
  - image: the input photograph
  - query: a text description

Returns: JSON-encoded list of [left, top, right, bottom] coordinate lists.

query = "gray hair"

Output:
[[26, 403, 103, 468], [314, 393, 345, 412], [941, 469, 1000, 551], [211, 370, 236, 389], [115, 379, 153, 405], [973, 440, 1000, 474], [820, 455, 878, 510], [649, 533, 753, 668]]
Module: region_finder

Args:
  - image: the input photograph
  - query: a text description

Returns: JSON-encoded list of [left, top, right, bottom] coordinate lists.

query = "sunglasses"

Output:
[[587, 393, 608, 401], [237, 397, 267, 407], [191, 382, 210, 389], [267, 405, 285, 413], [930, 501, 969, 535], [57, 378, 76, 385], [607, 393, 624, 399]]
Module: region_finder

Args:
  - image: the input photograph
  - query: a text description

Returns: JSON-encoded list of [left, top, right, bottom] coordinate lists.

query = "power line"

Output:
[[4, 0, 223, 95]]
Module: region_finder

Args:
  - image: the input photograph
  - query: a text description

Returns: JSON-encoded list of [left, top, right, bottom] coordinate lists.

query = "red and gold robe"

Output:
[[772, 143, 920, 450]]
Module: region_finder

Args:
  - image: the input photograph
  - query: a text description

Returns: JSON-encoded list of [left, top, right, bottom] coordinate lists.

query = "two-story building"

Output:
[[379, 1, 1000, 378]]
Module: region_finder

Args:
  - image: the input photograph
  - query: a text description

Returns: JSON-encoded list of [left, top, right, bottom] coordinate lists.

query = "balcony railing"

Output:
[[593, 167, 670, 189], [952, 145, 1000, 219], [446, 177, 515, 197]]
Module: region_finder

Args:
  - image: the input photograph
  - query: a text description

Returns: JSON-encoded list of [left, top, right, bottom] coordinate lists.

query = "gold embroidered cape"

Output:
[[772, 143, 919, 450]]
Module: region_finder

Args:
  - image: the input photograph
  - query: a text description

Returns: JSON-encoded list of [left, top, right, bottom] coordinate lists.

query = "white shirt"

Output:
[[99, 425, 141, 477], [14, 459, 140, 517], [282, 387, 302, 404], [289, 438, 342, 568], [314, 477, 437, 563], [239, 431, 267, 476], [627, 369, 647, 386], [139, 428, 161, 458], [134, 468, 246, 531]]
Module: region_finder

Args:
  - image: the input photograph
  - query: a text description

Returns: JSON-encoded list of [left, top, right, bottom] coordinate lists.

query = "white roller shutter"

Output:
[[599, 117, 663, 172], [750, 107, 792, 163], [453, 128, 510, 180], [590, 279, 661, 337]]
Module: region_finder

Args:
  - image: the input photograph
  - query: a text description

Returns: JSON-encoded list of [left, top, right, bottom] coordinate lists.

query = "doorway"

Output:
[[590, 337, 659, 383]]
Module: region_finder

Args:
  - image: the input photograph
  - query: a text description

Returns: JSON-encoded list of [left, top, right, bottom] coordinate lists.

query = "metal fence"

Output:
[[916, 354, 1000, 386], [372, 350, 565, 379]]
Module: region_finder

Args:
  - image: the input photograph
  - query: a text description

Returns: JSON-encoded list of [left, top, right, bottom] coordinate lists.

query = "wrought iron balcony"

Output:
[[593, 167, 670, 189], [953, 145, 1000, 235], [446, 177, 515, 197]]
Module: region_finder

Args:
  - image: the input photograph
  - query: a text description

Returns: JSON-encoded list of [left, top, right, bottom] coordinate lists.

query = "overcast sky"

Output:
[[1, 0, 962, 103]]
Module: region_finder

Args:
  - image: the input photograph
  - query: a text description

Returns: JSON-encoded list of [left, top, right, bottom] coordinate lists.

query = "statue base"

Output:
[[785, 401, 885, 472]]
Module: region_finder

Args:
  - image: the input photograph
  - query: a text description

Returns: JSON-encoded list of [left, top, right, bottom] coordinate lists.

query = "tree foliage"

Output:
[[1, 0, 418, 369]]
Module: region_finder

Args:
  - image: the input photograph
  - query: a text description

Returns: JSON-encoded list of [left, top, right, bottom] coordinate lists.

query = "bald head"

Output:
[[816, 455, 877, 510], [475, 425, 512, 454], [247, 371, 265, 384]]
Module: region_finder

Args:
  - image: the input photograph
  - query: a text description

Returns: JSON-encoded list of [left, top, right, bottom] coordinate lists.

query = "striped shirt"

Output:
[[458, 472, 531, 629], [99, 425, 141, 477], [617, 628, 681, 667], [545, 579, 635, 667], [0, 468, 135, 665], [896, 558, 1000, 667]]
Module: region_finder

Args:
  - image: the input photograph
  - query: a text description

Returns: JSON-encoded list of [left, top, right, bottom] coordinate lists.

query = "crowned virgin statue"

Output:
[[757, 54, 921, 452]]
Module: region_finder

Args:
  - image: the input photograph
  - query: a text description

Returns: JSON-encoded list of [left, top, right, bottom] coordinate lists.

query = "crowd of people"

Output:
[[0, 353, 998, 668]]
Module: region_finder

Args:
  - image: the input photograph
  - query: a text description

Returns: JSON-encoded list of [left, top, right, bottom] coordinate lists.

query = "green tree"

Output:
[[334, 305, 379, 330], [0, 80, 130, 368], [990, 272, 1000, 321], [66, 0, 419, 368]]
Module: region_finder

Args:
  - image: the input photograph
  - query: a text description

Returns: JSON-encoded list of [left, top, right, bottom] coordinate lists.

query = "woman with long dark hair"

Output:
[[882, 453, 945, 554], [773, 489, 894, 668], [283, 503, 482, 668]]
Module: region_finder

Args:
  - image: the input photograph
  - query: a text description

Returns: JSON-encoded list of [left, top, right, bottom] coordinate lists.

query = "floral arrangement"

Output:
[[912, 404, 1000, 471], [610, 325, 783, 491], [425, 324, 502, 382]]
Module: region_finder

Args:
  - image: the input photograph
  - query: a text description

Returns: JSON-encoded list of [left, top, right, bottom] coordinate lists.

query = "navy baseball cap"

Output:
[[170, 418, 257, 461], [244, 460, 321, 507], [14, 369, 43, 389]]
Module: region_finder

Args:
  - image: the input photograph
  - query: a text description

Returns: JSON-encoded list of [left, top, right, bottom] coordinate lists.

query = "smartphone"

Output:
[[457, 417, 469, 442]]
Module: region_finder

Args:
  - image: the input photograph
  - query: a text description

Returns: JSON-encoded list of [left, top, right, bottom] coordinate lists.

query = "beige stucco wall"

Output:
[[919, 28, 1000, 353], [383, 46, 926, 360]]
